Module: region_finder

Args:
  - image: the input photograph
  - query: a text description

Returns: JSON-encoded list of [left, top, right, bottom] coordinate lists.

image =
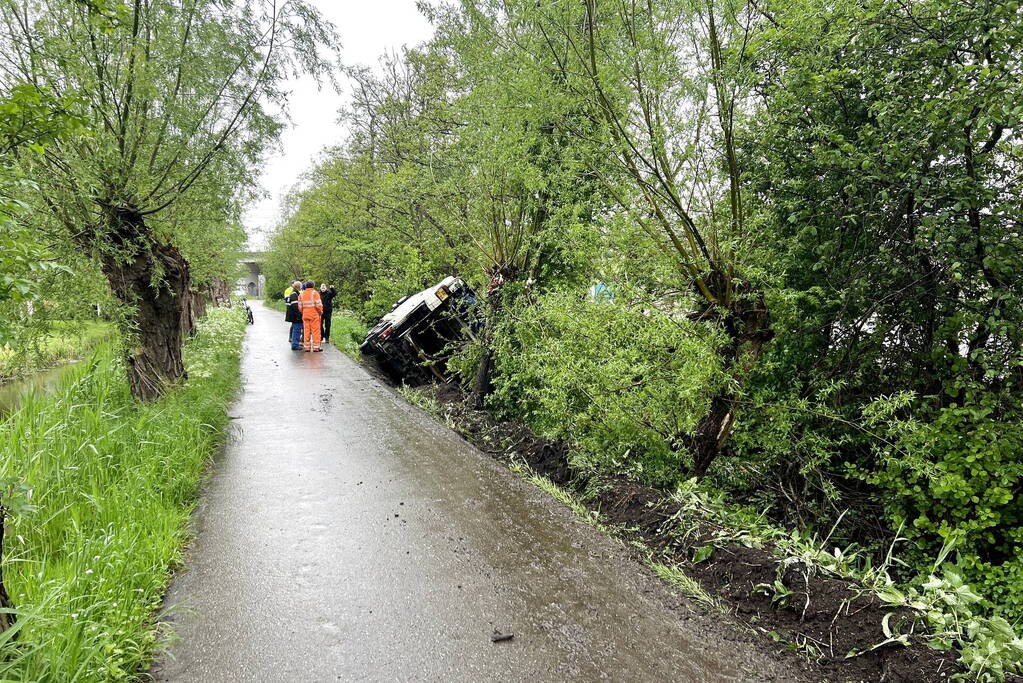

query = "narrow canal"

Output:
[[0, 362, 80, 416]]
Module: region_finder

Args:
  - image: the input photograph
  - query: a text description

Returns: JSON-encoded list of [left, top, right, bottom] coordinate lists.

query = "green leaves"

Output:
[[692, 545, 715, 564], [0, 83, 84, 156], [0, 81, 85, 328], [0, 478, 35, 518]]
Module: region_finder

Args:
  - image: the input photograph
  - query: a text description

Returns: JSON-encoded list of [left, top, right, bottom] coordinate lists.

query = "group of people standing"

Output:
[[284, 281, 336, 352]]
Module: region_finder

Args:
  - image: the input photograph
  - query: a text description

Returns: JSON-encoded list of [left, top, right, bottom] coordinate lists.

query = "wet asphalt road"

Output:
[[155, 304, 795, 682]]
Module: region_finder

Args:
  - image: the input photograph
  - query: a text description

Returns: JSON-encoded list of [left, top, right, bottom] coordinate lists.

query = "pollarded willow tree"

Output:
[[425, 1, 604, 407], [485, 0, 772, 475], [0, 0, 335, 399]]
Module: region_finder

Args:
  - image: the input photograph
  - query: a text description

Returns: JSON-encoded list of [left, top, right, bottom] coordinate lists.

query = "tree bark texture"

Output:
[[206, 277, 231, 307], [181, 288, 205, 338], [182, 277, 233, 337], [98, 207, 191, 401], [469, 343, 495, 410], [690, 291, 773, 477]]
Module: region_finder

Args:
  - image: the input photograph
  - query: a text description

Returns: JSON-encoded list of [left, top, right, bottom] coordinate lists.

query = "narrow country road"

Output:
[[155, 304, 796, 682]]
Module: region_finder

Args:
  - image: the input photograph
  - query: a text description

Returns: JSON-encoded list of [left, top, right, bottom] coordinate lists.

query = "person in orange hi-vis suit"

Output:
[[297, 280, 324, 352]]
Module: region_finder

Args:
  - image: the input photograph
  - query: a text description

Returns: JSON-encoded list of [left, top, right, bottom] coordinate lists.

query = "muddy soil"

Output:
[[399, 377, 961, 683]]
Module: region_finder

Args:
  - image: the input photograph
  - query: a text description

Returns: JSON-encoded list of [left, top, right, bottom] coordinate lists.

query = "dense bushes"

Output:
[[864, 399, 1023, 617], [486, 290, 724, 488], [734, 0, 1023, 616], [0, 306, 246, 679]]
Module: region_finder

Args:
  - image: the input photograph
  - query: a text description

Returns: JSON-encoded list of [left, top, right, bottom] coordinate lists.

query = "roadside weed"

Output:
[[329, 312, 367, 357], [649, 561, 720, 609], [525, 472, 606, 530], [397, 386, 442, 415], [0, 306, 246, 679], [663, 479, 1023, 678], [876, 566, 1023, 680]]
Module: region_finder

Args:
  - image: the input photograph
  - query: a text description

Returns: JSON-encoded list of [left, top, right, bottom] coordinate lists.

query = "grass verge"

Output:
[[329, 314, 367, 358], [648, 561, 722, 610], [0, 306, 246, 680]]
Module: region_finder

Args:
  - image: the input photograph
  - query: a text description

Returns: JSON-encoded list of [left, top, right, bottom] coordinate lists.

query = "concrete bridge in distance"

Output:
[[237, 251, 265, 298]]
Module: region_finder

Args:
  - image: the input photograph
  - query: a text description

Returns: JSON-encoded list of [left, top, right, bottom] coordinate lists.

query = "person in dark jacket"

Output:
[[285, 280, 304, 350], [319, 283, 337, 343], [283, 283, 295, 341]]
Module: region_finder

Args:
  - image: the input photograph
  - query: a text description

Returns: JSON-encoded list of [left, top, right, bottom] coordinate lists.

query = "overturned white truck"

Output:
[[359, 276, 480, 383]]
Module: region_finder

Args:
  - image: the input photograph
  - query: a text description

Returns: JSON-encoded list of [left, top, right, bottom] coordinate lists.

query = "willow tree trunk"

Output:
[[206, 277, 231, 307], [690, 292, 773, 477], [469, 272, 517, 410], [99, 207, 191, 401], [469, 340, 495, 410], [182, 288, 207, 338]]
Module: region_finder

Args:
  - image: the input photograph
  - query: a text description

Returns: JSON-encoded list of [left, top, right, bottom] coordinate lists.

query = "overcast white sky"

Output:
[[243, 1, 435, 249]]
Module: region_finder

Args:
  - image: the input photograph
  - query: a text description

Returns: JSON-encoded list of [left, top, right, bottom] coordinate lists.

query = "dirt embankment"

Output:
[[407, 379, 961, 683]]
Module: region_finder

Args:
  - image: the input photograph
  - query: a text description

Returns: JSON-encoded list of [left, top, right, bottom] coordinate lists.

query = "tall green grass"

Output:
[[0, 307, 246, 680], [330, 314, 367, 357]]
